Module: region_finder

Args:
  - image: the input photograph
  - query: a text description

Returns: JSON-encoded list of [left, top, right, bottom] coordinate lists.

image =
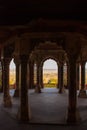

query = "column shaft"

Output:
[[67, 63, 70, 89], [78, 61, 87, 97], [58, 63, 64, 93], [39, 66, 43, 88], [35, 64, 41, 93], [29, 61, 34, 89], [67, 59, 81, 123], [0, 60, 4, 92], [76, 63, 80, 90], [81, 62, 85, 90], [14, 60, 20, 97], [3, 58, 12, 107], [18, 55, 30, 121]]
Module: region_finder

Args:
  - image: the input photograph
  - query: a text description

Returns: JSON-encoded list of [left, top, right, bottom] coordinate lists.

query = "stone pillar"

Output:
[[67, 58, 81, 123], [58, 62, 64, 93], [0, 60, 4, 92], [76, 63, 80, 90], [3, 58, 12, 107], [67, 62, 70, 89], [18, 55, 30, 121], [13, 58, 20, 97], [57, 63, 59, 88], [35, 64, 41, 93], [29, 60, 34, 89], [39, 66, 43, 88], [78, 61, 87, 97]]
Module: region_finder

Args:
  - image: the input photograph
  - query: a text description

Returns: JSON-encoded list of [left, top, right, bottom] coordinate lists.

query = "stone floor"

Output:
[[0, 88, 87, 130]]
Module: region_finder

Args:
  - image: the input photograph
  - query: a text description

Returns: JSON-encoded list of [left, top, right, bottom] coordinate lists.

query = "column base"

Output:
[[17, 105, 31, 122], [35, 85, 41, 93], [66, 107, 81, 124], [14, 89, 19, 97], [58, 88, 65, 93], [0, 87, 3, 93], [4, 95, 12, 107], [78, 90, 87, 98]]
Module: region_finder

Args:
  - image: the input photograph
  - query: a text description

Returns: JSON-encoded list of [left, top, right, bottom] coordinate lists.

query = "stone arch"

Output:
[[40, 56, 58, 88], [40, 55, 59, 68]]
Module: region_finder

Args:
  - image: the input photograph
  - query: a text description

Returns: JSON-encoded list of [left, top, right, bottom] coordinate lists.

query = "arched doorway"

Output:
[[43, 58, 58, 88], [9, 58, 16, 90]]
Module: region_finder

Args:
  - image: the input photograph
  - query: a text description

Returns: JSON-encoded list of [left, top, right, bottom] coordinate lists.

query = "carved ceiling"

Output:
[[0, 1, 87, 61], [0, 1, 87, 46], [0, 19, 87, 46]]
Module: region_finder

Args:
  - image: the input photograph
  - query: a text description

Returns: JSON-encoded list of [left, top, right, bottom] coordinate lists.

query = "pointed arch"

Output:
[[43, 58, 58, 88], [9, 58, 16, 89]]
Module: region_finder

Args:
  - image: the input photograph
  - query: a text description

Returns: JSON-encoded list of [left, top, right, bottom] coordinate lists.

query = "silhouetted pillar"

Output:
[[29, 60, 34, 89], [3, 58, 12, 107], [58, 62, 64, 93], [0, 60, 3, 92], [18, 55, 30, 121], [78, 61, 87, 97], [67, 62, 70, 89], [39, 66, 43, 88], [76, 63, 80, 90], [35, 64, 41, 93], [67, 58, 81, 123], [57, 63, 59, 88], [14, 58, 20, 97]]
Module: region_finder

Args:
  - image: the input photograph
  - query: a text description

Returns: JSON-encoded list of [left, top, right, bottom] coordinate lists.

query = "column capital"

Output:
[[20, 55, 29, 63], [14, 57, 20, 65], [3, 57, 12, 66], [81, 60, 86, 66], [59, 60, 64, 66]]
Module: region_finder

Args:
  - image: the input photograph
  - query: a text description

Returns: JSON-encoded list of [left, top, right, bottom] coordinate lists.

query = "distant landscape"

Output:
[[9, 69, 16, 89], [43, 69, 67, 88], [1, 67, 87, 89], [43, 69, 58, 88]]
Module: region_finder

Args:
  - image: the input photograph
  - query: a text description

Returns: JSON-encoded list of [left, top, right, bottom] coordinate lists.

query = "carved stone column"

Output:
[[57, 63, 59, 88], [63, 37, 81, 123], [0, 60, 3, 92], [18, 55, 30, 121], [35, 64, 41, 93], [29, 60, 34, 89], [67, 62, 70, 89], [58, 62, 64, 93], [76, 63, 80, 90], [13, 58, 20, 97], [78, 61, 87, 97], [66, 57, 81, 123], [39, 66, 43, 88], [3, 58, 12, 107]]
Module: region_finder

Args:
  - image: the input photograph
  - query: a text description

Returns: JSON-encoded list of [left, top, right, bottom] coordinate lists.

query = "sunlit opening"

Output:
[[43, 59, 58, 88], [9, 58, 16, 89]]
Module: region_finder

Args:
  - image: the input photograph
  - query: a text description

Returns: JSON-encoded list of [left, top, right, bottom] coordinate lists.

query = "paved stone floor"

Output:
[[0, 88, 87, 130]]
